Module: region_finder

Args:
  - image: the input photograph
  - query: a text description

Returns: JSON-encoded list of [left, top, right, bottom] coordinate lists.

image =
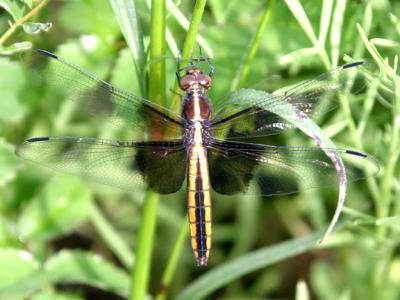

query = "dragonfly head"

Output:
[[179, 67, 212, 92]]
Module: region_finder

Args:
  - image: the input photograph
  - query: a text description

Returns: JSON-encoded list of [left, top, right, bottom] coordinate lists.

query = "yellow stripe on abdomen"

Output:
[[187, 145, 212, 266]]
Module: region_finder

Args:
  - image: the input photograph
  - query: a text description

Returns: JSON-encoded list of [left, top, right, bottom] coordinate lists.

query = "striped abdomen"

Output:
[[187, 145, 212, 266]]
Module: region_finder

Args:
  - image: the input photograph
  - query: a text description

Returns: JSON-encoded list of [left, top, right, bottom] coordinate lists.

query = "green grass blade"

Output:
[[358, 23, 400, 220], [166, 0, 212, 57], [178, 0, 207, 61], [284, 0, 330, 68], [330, 0, 346, 66], [149, 0, 166, 105], [108, 0, 146, 96], [129, 191, 160, 300], [357, 24, 395, 77], [357, 22, 400, 296], [129, 1, 165, 299], [90, 203, 134, 269], [169, 0, 207, 113], [176, 231, 324, 300], [155, 220, 188, 300], [284, 0, 318, 45], [318, 0, 334, 46], [231, 0, 275, 90]]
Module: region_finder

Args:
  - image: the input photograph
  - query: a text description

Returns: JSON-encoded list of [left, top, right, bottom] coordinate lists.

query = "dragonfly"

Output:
[[16, 50, 379, 266]]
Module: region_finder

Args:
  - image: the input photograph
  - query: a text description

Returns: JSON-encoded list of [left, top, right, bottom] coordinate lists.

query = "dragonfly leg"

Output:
[[176, 51, 182, 82]]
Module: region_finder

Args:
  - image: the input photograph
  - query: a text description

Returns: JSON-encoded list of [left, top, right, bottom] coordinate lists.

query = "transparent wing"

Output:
[[208, 140, 379, 196], [16, 136, 186, 194], [211, 61, 371, 139], [28, 50, 184, 140]]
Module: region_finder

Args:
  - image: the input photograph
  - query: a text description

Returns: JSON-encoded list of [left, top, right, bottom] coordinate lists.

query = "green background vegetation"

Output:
[[0, 0, 399, 299]]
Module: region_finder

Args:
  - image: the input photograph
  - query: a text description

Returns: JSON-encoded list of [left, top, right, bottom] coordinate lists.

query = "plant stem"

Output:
[[179, 0, 207, 63], [284, 0, 331, 68], [231, 0, 275, 90], [358, 23, 400, 299], [129, 0, 165, 299], [0, 0, 48, 46], [129, 191, 160, 300], [155, 221, 188, 300], [149, 0, 166, 106], [377, 77, 400, 234], [358, 23, 400, 226], [170, 0, 207, 113]]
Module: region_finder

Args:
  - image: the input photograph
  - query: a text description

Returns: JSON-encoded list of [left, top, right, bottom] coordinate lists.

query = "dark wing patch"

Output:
[[134, 141, 186, 194], [208, 140, 379, 196], [16, 136, 186, 194], [208, 141, 262, 194]]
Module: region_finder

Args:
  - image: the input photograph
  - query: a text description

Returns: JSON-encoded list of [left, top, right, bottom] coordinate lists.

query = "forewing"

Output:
[[211, 62, 370, 139], [28, 50, 184, 140], [16, 136, 186, 194], [208, 140, 379, 196]]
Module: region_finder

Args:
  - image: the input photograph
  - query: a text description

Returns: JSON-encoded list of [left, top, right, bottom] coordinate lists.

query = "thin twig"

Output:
[[0, 0, 49, 46]]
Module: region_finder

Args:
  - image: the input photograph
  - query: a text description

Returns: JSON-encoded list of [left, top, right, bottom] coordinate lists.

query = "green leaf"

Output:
[[0, 41, 32, 55], [176, 231, 323, 300], [45, 250, 129, 297], [0, 249, 43, 300], [23, 22, 52, 34], [0, 138, 21, 187], [0, 58, 27, 123], [18, 174, 93, 241], [0, 0, 26, 21]]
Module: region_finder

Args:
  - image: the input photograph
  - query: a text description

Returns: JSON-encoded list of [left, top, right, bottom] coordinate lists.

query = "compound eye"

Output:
[[198, 74, 212, 89], [179, 75, 195, 90]]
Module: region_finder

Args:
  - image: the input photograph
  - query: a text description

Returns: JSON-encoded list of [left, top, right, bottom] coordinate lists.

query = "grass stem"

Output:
[[231, 0, 275, 90], [129, 191, 160, 300], [169, 0, 207, 113], [129, 0, 166, 299], [155, 220, 188, 300]]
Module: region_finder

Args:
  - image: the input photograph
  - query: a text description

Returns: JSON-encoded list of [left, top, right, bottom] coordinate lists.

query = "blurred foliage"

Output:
[[0, 0, 399, 299]]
